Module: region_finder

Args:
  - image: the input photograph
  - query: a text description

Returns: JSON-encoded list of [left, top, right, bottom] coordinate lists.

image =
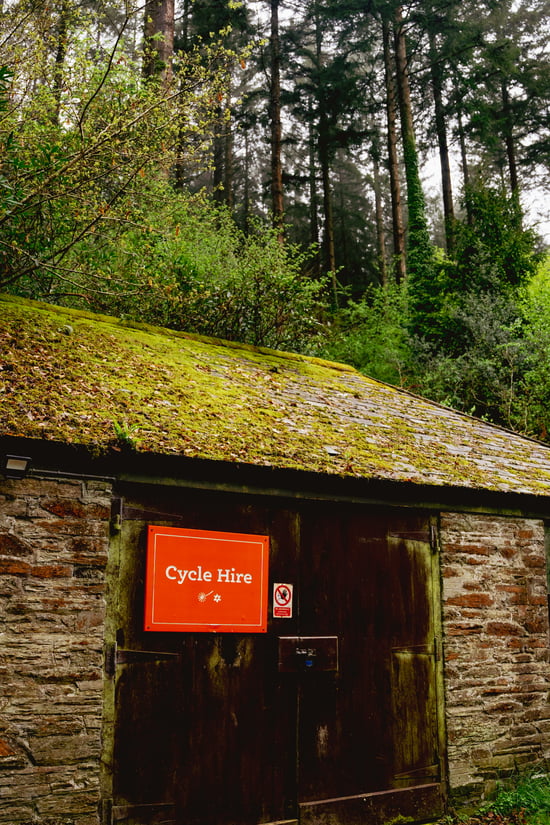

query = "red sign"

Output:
[[273, 583, 293, 618], [144, 526, 269, 633]]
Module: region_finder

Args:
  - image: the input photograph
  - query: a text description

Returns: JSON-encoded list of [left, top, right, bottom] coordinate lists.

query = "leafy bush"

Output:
[[64, 187, 327, 352], [516, 254, 550, 438], [0, 3, 238, 296], [411, 290, 529, 428], [454, 183, 541, 293], [315, 282, 413, 386]]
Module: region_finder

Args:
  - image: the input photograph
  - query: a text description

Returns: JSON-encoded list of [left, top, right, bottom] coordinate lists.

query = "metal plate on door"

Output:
[[278, 636, 338, 672]]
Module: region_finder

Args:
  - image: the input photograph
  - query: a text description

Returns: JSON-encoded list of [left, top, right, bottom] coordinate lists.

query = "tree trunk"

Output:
[[371, 132, 388, 287], [393, 8, 414, 166], [243, 128, 251, 235], [212, 105, 225, 204], [455, 95, 472, 224], [337, 161, 349, 280], [501, 79, 519, 196], [382, 18, 406, 283], [428, 29, 455, 253], [308, 102, 319, 248], [393, 5, 436, 340], [269, 0, 284, 235], [224, 111, 234, 211], [393, 5, 429, 241], [308, 99, 322, 278], [180, 0, 191, 51], [143, 0, 175, 85], [320, 136, 337, 297], [314, 5, 337, 303]]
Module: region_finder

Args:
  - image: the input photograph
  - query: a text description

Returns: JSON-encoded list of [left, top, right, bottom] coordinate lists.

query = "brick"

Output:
[[446, 622, 484, 635], [39, 498, 110, 521], [446, 593, 494, 608], [523, 553, 546, 568], [486, 621, 525, 636], [67, 538, 108, 567], [29, 734, 101, 767], [0, 533, 32, 557], [31, 564, 73, 579], [0, 558, 31, 576]]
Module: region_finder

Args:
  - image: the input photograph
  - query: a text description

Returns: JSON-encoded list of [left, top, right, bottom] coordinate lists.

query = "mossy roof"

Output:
[[2, 293, 550, 496]]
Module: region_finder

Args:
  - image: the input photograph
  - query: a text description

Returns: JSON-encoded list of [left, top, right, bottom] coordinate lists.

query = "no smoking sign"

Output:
[[273, 583, 293, 619]]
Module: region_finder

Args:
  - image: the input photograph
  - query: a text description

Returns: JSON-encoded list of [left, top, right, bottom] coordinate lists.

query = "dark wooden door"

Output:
[[106, 488, 445, 825], [296, 507, 445, 825]]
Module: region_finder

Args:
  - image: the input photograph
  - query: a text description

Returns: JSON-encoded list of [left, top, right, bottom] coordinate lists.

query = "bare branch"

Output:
[[78, 14, 130, 141]]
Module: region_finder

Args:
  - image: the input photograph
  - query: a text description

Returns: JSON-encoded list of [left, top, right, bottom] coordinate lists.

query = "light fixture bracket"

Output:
[[3, 455, 32, 479]]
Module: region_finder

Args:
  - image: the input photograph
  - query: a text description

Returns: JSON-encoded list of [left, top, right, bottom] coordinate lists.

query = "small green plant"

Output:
[[441, 773, 550, 825], [481, 772, 550, 822], [112, 420, 140, 450], [384, 815, 414, 825]]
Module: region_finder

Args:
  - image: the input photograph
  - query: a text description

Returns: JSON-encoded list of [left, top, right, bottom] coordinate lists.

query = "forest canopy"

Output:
[[1, 0, 549, 438]]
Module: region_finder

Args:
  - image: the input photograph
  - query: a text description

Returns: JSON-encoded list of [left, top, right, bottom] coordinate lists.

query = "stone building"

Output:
[[1, 293, 550, 825]]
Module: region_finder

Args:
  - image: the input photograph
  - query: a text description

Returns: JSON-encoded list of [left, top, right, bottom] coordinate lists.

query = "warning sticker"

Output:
[[273, 583, 293, 619]]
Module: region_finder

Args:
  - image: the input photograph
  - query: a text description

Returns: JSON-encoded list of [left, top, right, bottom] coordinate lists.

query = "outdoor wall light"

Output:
[[2, 455, 32, 479]]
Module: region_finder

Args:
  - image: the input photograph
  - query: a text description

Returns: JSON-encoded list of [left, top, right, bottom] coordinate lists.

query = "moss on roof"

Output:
[[3, 293, 550, 495]]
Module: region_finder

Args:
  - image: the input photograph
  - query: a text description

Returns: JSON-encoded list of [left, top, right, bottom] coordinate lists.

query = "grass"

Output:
[[442, 773, 550, 825]]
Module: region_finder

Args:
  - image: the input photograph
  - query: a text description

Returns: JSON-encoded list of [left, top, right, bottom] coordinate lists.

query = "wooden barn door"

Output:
[[296, 506, 445, 825], [106, 491, 299, 825], [105, 490, 445, 825]]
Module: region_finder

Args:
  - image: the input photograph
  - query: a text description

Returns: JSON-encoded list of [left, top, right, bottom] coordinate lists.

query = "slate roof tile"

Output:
[[2, 294, 550, 496]]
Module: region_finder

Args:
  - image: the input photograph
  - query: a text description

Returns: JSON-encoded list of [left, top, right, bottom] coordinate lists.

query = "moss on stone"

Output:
[[2, 293, 550, 495]]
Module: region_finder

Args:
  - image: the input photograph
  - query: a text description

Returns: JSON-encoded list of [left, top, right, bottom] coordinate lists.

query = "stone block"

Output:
[[0, 533, 33, 557]]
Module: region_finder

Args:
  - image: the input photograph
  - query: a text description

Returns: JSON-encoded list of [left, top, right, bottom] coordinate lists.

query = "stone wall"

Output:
[[440, 512, 550, 801], [0, 475, 111, 825]]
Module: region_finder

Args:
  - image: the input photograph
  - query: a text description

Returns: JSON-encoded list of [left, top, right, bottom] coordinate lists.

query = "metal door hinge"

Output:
[[105, 643, 117, 679], [104, 642, 179, 677]]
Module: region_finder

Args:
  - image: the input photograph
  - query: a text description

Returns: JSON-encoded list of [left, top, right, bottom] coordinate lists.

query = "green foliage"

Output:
[[315, 283, 412, 386], [401, 131, 441, 341], [515, 254, 550, 438], [454, 182, 541, 292], [410, 291, 529, 427], [318, 213, 545, 436], [436, 774, 550, 825], [399, 181, 545, 431], [66, 185, 326, 351], [477, 771, 550, 824], [0, 2, 241, 296], [0, 65, 12, 111], [112, 420, 140, 451], [0, 2, 321, 353]]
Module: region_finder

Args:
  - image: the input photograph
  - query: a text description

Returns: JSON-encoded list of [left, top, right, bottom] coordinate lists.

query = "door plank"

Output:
[[111, 803, 176, 825], [299, 783, 445, 825]]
